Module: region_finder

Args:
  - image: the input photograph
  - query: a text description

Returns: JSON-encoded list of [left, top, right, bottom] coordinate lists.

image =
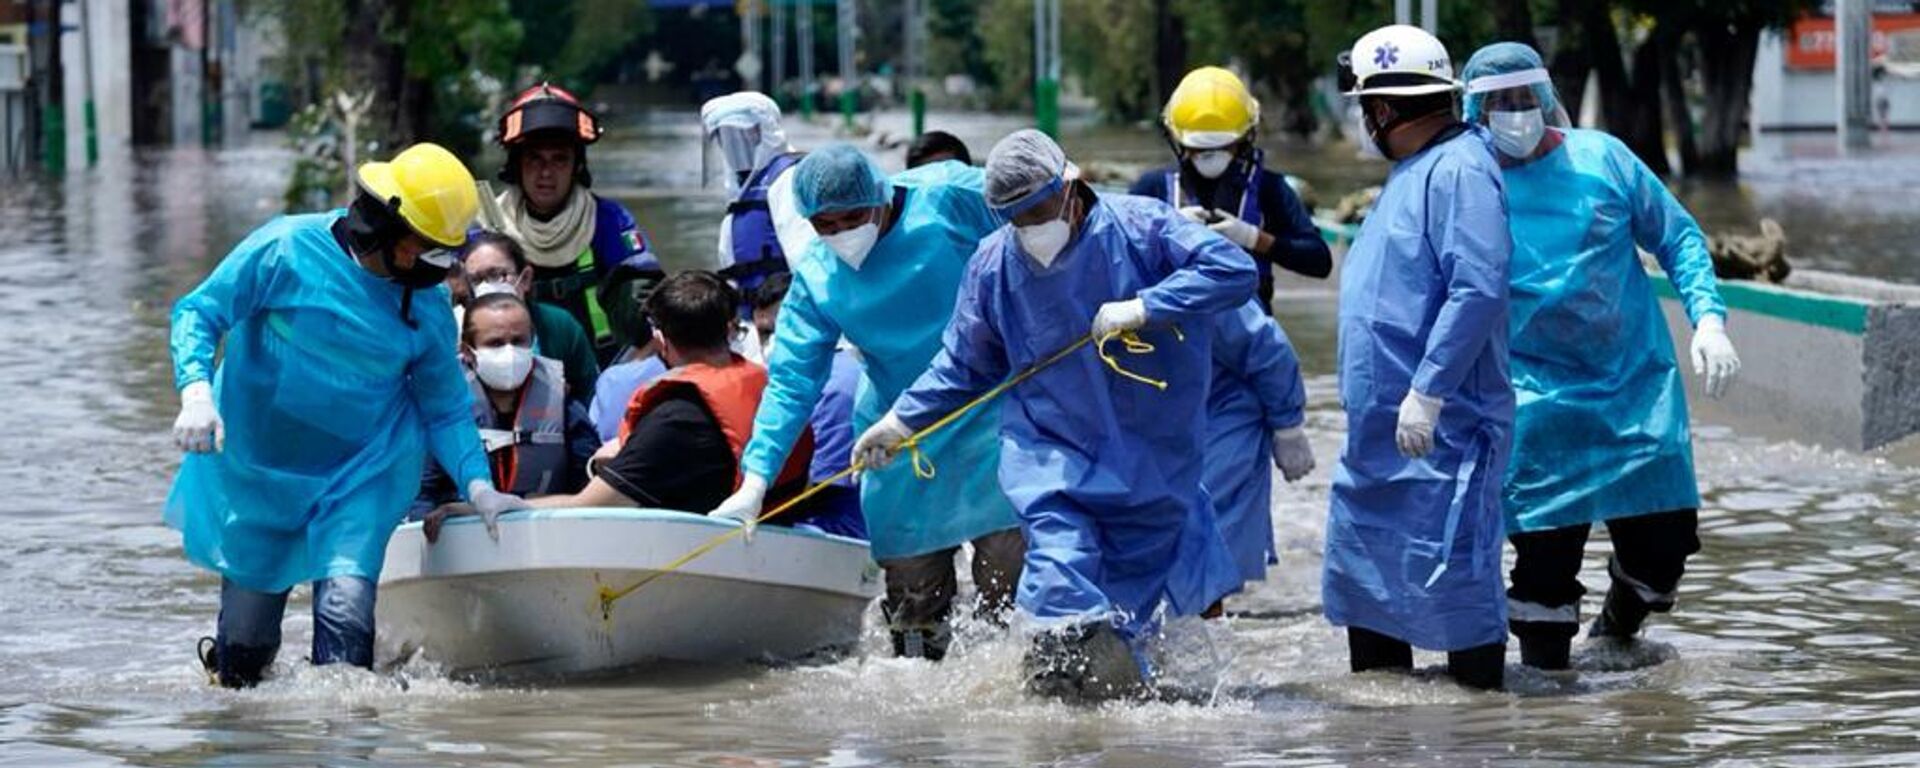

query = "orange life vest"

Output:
[[620, 355, 814, 497]]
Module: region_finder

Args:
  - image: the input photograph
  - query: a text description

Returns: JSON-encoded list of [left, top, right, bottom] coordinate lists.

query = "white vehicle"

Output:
[[377, 508, 882, 680]]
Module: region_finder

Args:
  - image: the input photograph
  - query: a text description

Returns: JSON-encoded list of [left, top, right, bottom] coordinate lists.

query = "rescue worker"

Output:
[[856, 130, 1257, 701], [414, 293, 600, 540], [1324, 26, 1515, 691], [707, 144, 1025, 663], [1461, 42, 1740, 669], [1131, 67, 1332, 311], [168, 143, 527, 688], [703, 91, 812, 302], [482, 83, 661, 363]]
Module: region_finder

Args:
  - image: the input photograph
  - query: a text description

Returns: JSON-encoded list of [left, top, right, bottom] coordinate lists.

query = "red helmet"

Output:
[[498, 83, 602, 147]]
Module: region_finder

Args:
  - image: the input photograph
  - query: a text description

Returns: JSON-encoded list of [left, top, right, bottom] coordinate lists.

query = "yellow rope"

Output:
[[595, 327, 1177, 621]]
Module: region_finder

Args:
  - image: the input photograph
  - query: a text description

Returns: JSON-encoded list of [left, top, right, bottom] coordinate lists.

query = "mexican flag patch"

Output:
[[622, 228, 645, 254]]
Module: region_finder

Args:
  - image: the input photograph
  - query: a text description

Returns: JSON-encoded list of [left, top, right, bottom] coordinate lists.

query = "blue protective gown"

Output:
[[1501, 129, 1725, 533], [1325, 126, 1515, 652], [166, 212, 491, 594], [1205, 301, 1307, 585], [891, 193, 1257, 640], [740, 161, 1019, 560]]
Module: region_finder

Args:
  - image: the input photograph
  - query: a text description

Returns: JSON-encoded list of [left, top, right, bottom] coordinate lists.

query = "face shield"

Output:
[[1464, 67, 1571, 160], [703, 121, 764, 190]]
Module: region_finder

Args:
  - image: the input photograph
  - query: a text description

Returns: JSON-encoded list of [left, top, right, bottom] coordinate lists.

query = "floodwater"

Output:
[[3, 110, 1919, 766]]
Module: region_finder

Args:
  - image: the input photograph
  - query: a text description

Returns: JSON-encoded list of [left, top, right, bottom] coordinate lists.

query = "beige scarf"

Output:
[[484, 184, 598, 268]]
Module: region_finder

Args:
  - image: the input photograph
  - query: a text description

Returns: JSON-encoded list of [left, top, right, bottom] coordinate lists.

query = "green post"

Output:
[[1035, 78, 1059, 138], [801, 90, 815, 119], [42, 104, 65, 174], [84, 99, 97, 166], [910, 88, 925, 137], [839, 88, 855, 131]]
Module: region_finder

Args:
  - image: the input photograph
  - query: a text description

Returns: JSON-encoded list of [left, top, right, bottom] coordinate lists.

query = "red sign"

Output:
[[1786, 13, 1920, 69]]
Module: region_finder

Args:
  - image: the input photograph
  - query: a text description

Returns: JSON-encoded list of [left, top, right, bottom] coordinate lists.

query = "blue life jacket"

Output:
[[467, 357, 570, 496], [724, 152, 805, 296]]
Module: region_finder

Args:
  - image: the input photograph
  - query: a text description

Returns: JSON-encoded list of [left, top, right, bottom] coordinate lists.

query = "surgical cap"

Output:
[[1461, 42, 1562, 124], [791, 144, 891, 217], [984, 129, 1076, 218]]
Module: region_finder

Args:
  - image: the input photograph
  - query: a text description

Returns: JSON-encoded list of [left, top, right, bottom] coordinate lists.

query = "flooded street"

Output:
[[3, 112, 1919, 765]]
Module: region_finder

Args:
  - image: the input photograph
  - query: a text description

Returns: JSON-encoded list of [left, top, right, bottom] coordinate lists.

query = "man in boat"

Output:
[[703, 91, 811, 304], [481, 83, 661, 364], [1323, 25, 1513, 691], [853, 129, 1256, 701], [1130, 66, 1331, 313], [167, 143, 529, 688], [456, 231, 601, 407], [747, 273, 867, 540], [707, 144, 1025, 663], [1460, 42, 1740, 671], [520, 272, 853, 534], [414, 293, 600, 542]]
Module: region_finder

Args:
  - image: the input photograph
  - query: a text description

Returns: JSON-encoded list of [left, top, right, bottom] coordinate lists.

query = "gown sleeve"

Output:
[[1212, 301, 1307, 431], [1409, 153, 1513, 400], [1611, 135, 1727, 326], [169, 222, 292, 389], [1137, 202, 1259, 322], [740, 266, 844, 480]]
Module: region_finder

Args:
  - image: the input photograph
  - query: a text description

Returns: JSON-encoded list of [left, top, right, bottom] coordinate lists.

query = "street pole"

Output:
[[905, 0, 924, 137], [797, 0, 814, 118], [1836, 0, 1871, 150], [1395, 0, 1411, 26], [771, 0, 787, 100], [1034, 0, 1059, 137], [1420, 0, 1437, 33], [78, 0, 95, 166], [39, 0, 63, 174], [836, 0, 855, 130], [740, 0, 761, 93]]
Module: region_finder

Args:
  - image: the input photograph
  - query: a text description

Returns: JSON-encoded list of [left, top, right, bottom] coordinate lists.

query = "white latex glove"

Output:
[[1091, 298, 1149, 338], [1690, 314, 1741, 399], [172, 381, 224, 453], [1272, 426, 1316, 482], [710, 472, 769, 541], [467, 479, 530, 542], [853, 411, 914, 471], [1177, 205, 1210, 224], [1395, 390, 1444, 459], [1207, 209, 1261, 250]]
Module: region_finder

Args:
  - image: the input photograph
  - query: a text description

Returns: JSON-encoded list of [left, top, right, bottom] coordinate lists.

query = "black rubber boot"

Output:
[[889, 627, 951, 662], [1517, 633, 1572, 671], [1590, 585, 1652, 641], [1347, 627, 1413, 673], [1447, 642, 1506, 691], [1022, 623, 1144, 704], [202, 637, 277, 689]]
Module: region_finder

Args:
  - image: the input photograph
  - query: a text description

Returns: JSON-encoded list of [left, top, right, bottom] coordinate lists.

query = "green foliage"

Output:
[[532, 0, 655, 89]]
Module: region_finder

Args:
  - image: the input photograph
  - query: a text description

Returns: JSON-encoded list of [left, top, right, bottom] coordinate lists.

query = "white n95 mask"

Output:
[[1190, 150, 1234, 179], [1489, 109, 1546, 159], [473, 280, 520, 299], [822, 222, 879, 270], [473, 344, 534, 390]]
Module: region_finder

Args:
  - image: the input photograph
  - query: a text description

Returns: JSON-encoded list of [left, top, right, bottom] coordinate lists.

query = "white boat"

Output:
[[375, 508, 883, 679]]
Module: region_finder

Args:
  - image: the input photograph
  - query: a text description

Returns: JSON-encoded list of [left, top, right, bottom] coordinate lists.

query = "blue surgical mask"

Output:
[[1489, 109, 1546, 159]]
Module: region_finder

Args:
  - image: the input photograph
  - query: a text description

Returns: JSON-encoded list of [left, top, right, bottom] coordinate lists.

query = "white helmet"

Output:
[[1344, 25, 1460, 98]]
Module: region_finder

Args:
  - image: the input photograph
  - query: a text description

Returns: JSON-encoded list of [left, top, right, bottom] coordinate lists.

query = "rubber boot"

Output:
[[1347, 627, 1413, 673], [1589, 585, 1652, 641], [889, 626, 951, 662], [1446, 642, 1506, 691], [203, 637, 278, 689], [1022, 623, 1145, 704], [1517, 633, 1572, 671]]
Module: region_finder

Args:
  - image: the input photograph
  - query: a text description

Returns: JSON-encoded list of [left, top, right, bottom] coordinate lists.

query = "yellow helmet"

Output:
[[1162, 67, 1260, 149], [355, 142, 480, 248]]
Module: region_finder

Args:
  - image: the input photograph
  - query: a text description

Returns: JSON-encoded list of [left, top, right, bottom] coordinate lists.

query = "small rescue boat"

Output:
[[375, 508, 882, 679]]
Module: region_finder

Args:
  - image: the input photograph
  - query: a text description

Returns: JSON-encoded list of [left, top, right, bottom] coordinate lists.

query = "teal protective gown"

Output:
[[1500, 128, 1726, 533], [740, 161, 1020, 560], [166, 212, 490, 593]]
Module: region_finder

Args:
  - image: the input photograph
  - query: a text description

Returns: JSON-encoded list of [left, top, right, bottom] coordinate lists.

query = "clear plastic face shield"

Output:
[[1464, 68, 1571, 161], [702, 120, 763, 190]]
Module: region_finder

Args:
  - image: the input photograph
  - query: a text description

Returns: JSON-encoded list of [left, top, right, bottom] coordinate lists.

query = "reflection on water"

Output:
[[1, 115, 1917, 765]]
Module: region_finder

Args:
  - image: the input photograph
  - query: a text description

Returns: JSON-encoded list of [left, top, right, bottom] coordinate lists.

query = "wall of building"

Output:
[[1753, 28, 1920, 130]]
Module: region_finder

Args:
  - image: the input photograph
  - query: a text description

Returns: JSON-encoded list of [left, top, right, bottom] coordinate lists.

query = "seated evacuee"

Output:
[[855, 130, 1256, 701], [523, 271, 817, 516], [588, 295, 667, 443], [750, 273, 867, 540], [414, 292, 599, 541], [460, 231, 601, 406], [906, 130, 973, 169]]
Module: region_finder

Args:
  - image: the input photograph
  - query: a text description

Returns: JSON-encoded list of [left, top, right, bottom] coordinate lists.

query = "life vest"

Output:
[[468, 356, 570, 496], [620, 355, 814, 500], [1162, 147, 1266, 232], [722, 152, 805, 295]]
